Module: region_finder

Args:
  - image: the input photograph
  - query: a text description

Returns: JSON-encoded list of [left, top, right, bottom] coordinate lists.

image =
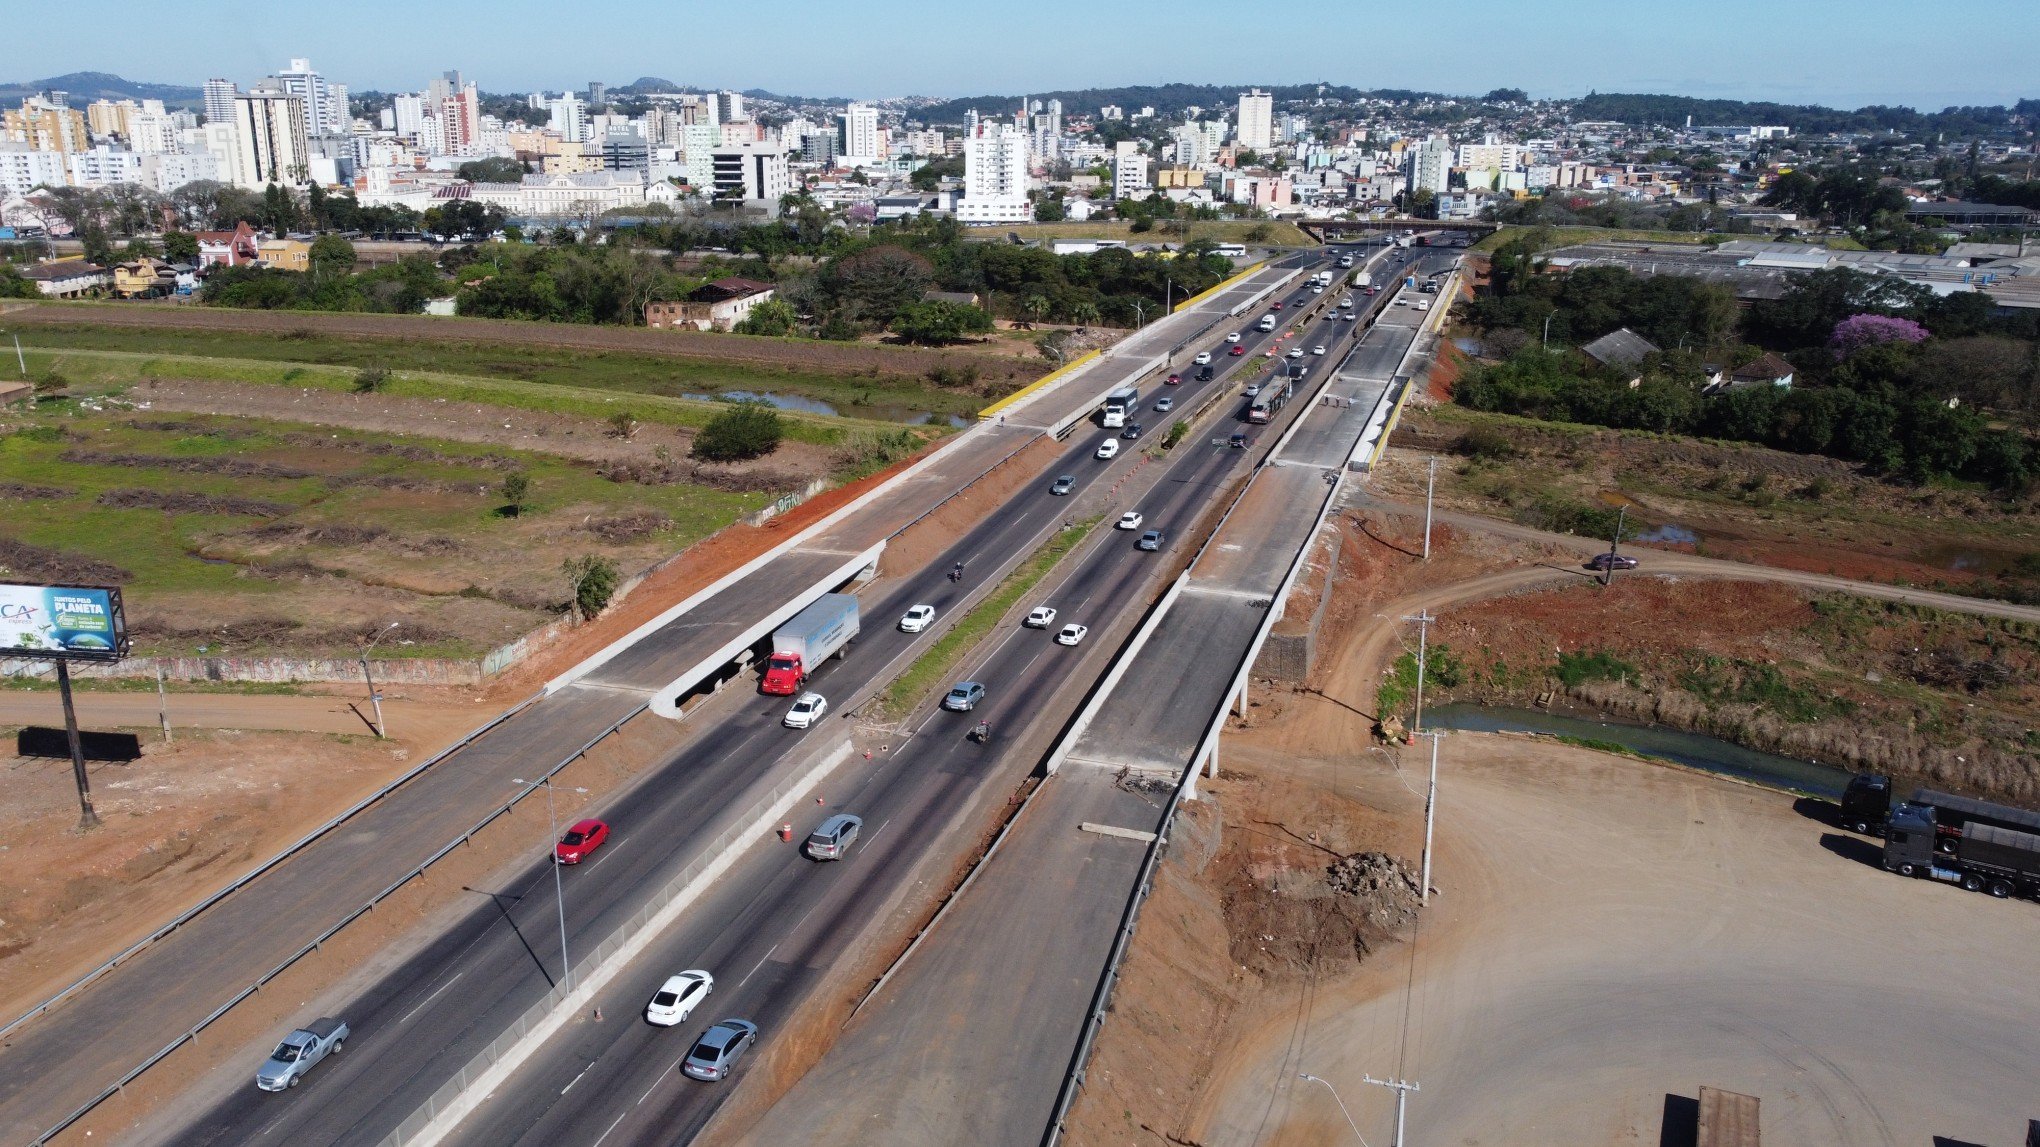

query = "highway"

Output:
[[735, 240, 1434, 1146], [151, 251, 1346, 1146]]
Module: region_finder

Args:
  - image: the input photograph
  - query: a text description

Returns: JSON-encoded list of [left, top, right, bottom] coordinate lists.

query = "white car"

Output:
[[1025, 605, 1057, 628], [1055, 624, 1089, 646], [1116, 511, 1144, 530], [1312, 345, 1327, 356], [1287, 348, 1304, 360], [1225, 332, 1241, 343], [1245, 383, 1262, 397], [1193, 351, 1213, 365], [783, 692, 827, 729], [1096, 439, 1120, 460], [646, 970, 714, 1027], [899, 603, 936, 633]]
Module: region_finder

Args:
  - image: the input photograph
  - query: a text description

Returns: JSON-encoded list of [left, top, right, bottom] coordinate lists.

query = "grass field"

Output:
[[993, 220, 1319, 248], [16, 324, 989, 425], [0, 406, 771, 660], [1470, 225, 1718, 254]]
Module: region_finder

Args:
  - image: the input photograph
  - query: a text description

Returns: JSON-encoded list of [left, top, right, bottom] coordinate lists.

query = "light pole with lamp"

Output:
[[1297, 1074, 1371, 1146], [1, 328, 24, 378], [358, 621, 399, 739], [511, 777, 589, 994]]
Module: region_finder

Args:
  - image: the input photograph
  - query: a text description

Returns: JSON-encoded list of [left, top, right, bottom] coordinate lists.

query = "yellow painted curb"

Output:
[[1173, 261, 1265, 314], [977, 348, 1103, 421]]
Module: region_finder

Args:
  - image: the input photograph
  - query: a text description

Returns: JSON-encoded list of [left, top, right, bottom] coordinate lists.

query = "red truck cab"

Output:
[[761, 653, 807, 695]]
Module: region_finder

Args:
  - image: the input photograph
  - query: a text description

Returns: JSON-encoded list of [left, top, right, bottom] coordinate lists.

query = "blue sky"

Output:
[[17, 0, 2040, 109]]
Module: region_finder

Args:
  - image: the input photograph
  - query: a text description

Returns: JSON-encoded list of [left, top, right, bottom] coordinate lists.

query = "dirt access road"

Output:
[[1188, 734, 2040, 1147]]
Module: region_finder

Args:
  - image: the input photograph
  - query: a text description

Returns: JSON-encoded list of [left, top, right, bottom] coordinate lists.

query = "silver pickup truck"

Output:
[[256, 1016, 349, 1091]]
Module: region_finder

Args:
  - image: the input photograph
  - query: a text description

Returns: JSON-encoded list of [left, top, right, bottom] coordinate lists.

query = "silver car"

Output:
[[805, 814, 862, 860], [681, 1018, 759, 1081]]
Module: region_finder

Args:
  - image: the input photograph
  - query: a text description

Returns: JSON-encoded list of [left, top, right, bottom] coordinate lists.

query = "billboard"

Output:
[[0, 584, 130, 662]]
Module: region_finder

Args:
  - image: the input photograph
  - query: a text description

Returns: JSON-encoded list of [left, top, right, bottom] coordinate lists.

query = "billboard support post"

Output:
[[55, 661, 100, 830]]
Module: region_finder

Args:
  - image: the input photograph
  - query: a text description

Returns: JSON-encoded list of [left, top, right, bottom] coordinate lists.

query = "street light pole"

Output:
[[1363, 1073, 1421, 1147], [1402, 611, 1435, 735], [2, 330, 23, 378], [358, 621, 398, 738], [1421, 457, 1437, 560], [1416, 730, 1442, 904], [1297, 1075, 1369, 1145], [512, 777, 586, 994]]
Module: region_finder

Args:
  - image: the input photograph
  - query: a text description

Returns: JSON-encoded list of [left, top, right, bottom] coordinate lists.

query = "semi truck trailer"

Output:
[[760, 593, 858, 695], [1840, 774, 2040, 846], [1884, 801, 2040, 900]]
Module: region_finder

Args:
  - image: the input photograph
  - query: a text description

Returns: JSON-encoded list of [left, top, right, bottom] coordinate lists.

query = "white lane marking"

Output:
[[399, 971, 465, 1026], [584, 835, 628, 871], [637, 1060, 680, 1106], [735, 943, 780, 991], [562, 1062, 593, 1095], [864, 818, 891, 849], [591, 1109, 630, 1147]]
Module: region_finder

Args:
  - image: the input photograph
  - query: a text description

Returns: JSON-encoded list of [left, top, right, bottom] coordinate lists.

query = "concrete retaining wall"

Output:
[[1254, 527, 1342, 682]]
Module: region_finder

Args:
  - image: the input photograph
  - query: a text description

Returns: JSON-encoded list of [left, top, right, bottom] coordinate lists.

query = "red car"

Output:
[[1166, 373, 1181, 385], [554, 818, 610, 864], [1229, 345, 1246, 356], [1270, 301, 1284, 310]]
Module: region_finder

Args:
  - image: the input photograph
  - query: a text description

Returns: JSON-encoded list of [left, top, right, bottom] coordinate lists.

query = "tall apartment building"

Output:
[[549, 92, 588, 143], [1236, 89, 1273, 150], [957, 123, 1030, 224], [838, 103, 880, 167], [588, 81, 607, 109], [1407, 134, 1453, 195], [229, 85, 311, 187], [710, 139, 792, 204], [1112, 140, 1149, 201], [715, 91, 744, 124], [1455, 140, 1524, 171], [5, 98, 90, 153], [441, 81, 481, 155], [275, 58, 345, 138], [0, 145, 69, 198], [203, 78, 238, 125]]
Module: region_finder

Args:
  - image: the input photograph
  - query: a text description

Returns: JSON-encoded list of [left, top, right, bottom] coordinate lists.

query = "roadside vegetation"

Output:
[[870, 516, 1101, 719]]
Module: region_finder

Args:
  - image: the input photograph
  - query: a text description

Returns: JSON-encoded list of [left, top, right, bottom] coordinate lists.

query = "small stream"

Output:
[[1423, 703, 1853, 798]]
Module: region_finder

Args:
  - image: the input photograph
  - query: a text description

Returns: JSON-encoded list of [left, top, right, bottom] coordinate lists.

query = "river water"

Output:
[[1423, 703, 1853, 798]]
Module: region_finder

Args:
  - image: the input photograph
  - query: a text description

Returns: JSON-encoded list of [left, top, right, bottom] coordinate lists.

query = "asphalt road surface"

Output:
[[156, 256, 1344, 1146]]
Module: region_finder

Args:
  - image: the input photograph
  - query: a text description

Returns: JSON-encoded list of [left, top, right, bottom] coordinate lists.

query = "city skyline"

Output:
[[14, 0, 2040, 110]]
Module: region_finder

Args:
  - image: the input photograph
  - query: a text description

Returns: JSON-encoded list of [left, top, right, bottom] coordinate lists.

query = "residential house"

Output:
[[20, 259, 109, 297], [1578, 327, 1660, 386], [257, 238, 312, 272], [644, 277, 776, 332], [111, 257, 178, 298], [1728, 352, 1795, 390], [195, 221, 261, 269]]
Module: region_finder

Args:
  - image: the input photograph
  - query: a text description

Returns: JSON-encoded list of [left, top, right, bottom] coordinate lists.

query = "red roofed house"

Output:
[[645, 277, 777, 332], [195, 221, 260, 269]]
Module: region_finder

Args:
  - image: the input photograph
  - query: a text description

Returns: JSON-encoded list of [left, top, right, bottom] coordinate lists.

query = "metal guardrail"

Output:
[[2, 695, 540, 1052], [29, 698, 639, 1147]]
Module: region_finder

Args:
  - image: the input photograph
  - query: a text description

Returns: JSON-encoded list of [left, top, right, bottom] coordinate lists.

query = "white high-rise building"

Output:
[[126, 106, 179, 155], [393, 94, 428, 141], [957, 123, 1030, 224], [229, 85, 311, 187], [275, 58, 343, 138], [1112, 141, 1149, 200], [838, 103, 881, 167], [711, 139, 792, 204], [1236, 89, 1273, 150], [715, 91, 744, 124], [202, 78, 237, 125], [0, 145, 69, 199], [1408, 134, 1453, 195], [549, 92, 588, 143]]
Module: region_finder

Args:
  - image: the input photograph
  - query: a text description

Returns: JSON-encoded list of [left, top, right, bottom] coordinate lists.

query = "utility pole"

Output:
[[359, 621, 399, 738], [1402, 611, 1435, 735], [1363, 1073, 1421, 1147], [1541, 312, 1553, 348], [2, 330, 23, 378], [1417, 730, 1442, 904], [156, 663, 171, 743], [1421, 457, 1437, 560], [1602, 505, 1627, 588]]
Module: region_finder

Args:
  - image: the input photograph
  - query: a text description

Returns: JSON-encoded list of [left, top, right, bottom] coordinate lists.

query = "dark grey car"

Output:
[[681, 1019, 759, 1081], [1050, 474, 1075, 496]]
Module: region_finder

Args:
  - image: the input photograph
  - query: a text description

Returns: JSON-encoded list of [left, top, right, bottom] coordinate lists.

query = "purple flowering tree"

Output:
[[1829, 312, 1929, 357]]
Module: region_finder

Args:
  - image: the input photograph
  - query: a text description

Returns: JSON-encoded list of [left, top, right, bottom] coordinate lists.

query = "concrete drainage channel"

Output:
[[377, 738, 855, 1147]]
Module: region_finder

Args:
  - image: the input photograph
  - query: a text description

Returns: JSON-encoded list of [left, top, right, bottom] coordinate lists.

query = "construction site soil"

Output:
[[1065, 498, 2040, 1143]]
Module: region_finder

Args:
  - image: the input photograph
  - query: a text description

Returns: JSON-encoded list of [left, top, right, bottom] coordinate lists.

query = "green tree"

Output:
[[161, 230, 200, 263], [1033, 194, 1067, 223], [78, 222, 115, 267], [457, 157, 528, 183], [692, 402, 784, 461], [562, 554, 620, 619], [500, 471, 532, 516], [889, 299, 994, 345], [734, 297, 799, 336], [261, 183, 302, 233], [353, 363, 391, 392], [309, 234, 357, 276], [0, 267, 39, 299]]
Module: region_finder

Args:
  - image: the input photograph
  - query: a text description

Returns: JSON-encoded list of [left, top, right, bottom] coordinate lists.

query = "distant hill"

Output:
[[911, 83, 1441, 125], [0, 70, 203, 108], [1570, 92, 2039, 137]]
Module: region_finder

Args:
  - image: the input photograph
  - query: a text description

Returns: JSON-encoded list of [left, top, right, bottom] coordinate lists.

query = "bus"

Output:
[[1247, 379, 1293, 424], [1215, 243, 1247, 258], [1102, 385, 1140, 428]]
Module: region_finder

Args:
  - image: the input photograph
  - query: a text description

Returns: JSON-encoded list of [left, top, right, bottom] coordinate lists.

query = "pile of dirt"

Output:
[[583, 509, 673, 543], [0, 536, 133, 585], [0, 481, 71, 500], [58, 449, 314, 481], [96, 489, 294, 517]]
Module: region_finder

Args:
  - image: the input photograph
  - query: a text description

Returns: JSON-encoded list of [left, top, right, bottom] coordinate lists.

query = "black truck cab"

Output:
[[1840, 774, 1892, 835]]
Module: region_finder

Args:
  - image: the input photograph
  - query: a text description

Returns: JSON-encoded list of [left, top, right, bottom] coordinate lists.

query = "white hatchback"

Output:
[[783, 692, 827, 729], [1025, 605, 1057, 628], [1055, 624, 1089, 646], [1116, 511, 1144, 530], [1193, 351, 1213, 365], [1096, 439, 1120, 460]]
